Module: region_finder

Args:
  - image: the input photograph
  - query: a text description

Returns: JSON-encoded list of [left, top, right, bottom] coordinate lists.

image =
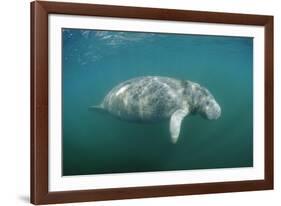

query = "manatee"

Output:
[[89, 76, 221, 143]]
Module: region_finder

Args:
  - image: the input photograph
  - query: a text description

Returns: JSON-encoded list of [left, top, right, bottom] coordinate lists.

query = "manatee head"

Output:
[[197, 87, 221, 120], [200, 95, 221, 120], [183, 81, 221, 120]]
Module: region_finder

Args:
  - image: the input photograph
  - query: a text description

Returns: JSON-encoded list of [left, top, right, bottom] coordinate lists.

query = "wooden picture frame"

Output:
[[31, 0, 274, 204]]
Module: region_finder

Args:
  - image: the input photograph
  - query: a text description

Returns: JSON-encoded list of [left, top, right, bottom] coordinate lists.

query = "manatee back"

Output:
[[102, 76, 184, 122]]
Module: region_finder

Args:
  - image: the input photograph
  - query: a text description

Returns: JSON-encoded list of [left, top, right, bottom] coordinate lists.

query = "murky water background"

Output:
[[62, 28, 253, 176]]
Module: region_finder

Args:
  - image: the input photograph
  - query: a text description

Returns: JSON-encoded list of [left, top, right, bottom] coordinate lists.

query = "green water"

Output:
[[62, 29, 253, 176]]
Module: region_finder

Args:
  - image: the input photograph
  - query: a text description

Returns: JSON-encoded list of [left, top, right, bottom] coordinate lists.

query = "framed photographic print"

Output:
[[30, 1, 274, 204]]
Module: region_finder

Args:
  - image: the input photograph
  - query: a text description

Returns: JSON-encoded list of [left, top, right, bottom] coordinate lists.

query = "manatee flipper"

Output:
[[169, 108, 189, 144]]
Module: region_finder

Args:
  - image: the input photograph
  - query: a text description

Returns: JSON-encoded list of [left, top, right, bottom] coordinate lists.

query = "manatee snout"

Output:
[[204, 100, 221, 120]]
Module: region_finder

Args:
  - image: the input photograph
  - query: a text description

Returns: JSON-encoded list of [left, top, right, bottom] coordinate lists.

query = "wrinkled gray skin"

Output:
[[90, 76, 221, 143]]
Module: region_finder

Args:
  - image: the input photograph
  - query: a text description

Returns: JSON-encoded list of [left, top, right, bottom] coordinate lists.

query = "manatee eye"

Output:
[[206, 101, 210, 106]]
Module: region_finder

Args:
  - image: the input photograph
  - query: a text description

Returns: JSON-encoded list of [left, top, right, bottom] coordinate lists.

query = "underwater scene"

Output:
[[62, 28, 253, 176]]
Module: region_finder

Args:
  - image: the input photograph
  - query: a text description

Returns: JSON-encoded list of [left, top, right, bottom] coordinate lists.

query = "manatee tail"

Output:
[[88, 105, 107, 114]]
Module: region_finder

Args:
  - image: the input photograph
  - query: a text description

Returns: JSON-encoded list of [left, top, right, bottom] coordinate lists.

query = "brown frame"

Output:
[[30, 0, 274, 204]]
